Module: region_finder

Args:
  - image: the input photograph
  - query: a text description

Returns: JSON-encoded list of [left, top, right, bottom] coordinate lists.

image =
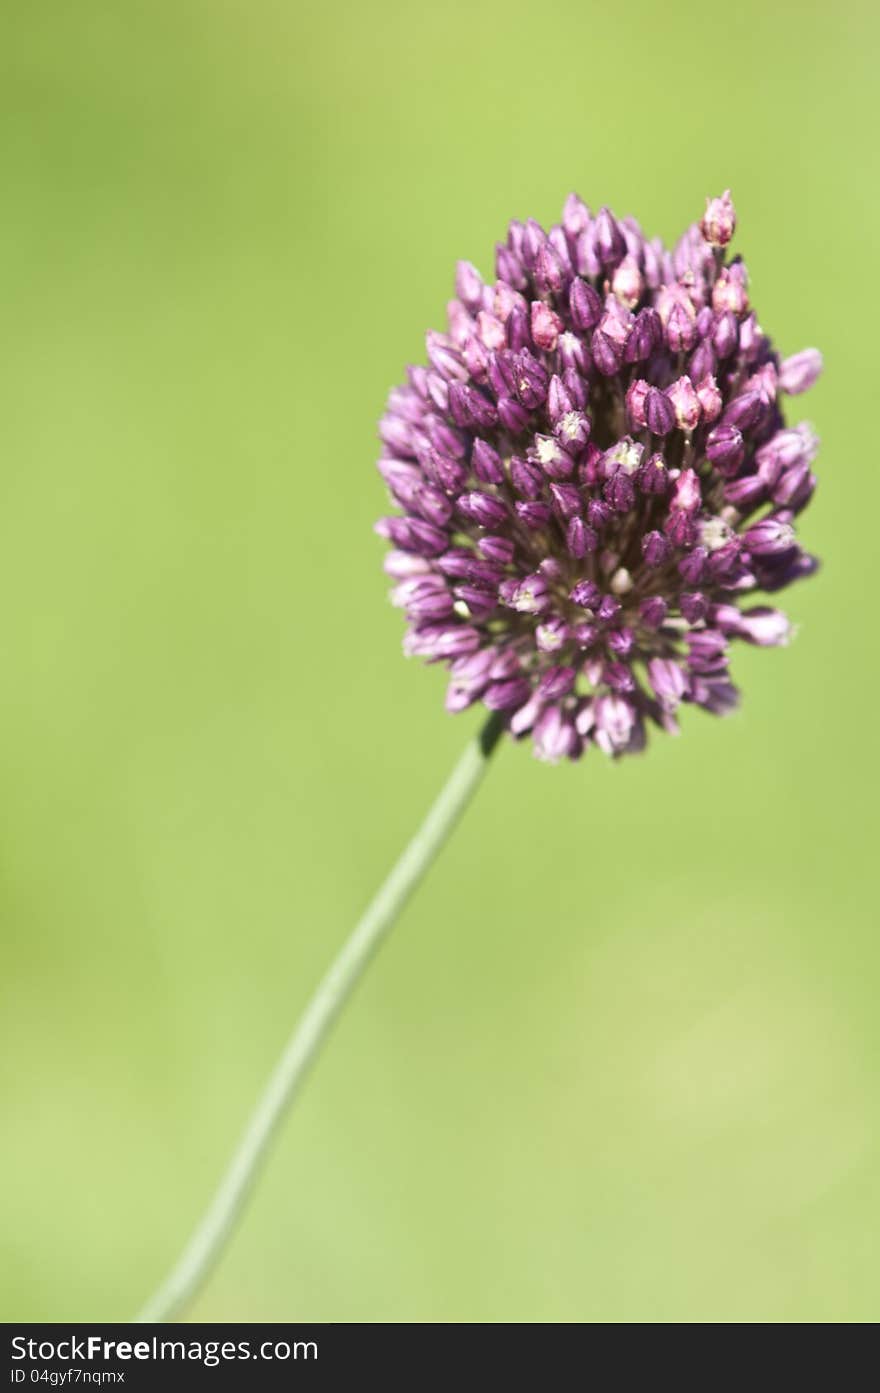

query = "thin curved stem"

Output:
[[137, 712, 505, 1323]]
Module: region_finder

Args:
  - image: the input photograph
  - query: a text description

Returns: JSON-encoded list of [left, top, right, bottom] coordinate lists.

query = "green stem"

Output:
[[137, 712, 505, 1323]]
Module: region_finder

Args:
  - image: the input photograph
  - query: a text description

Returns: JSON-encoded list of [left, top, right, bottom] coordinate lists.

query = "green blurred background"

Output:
[[0, 0, 876, 1324]]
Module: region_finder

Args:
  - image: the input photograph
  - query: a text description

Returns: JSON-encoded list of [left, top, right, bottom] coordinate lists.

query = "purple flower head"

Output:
[[377, 192, 821, 760]]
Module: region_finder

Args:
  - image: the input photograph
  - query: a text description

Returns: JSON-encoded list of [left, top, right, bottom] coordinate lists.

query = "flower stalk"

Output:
[[137, 711, 505, 1323]]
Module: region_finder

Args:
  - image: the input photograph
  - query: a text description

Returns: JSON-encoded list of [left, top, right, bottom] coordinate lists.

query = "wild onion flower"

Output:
[[377, 192, 821, 761], [141, 192, 824, 1323]]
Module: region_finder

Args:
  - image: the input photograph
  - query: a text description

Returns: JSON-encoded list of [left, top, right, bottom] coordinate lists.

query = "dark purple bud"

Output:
[[497, 396, 531, 434], [604, 469, 635, 513], [578, 442, 603, 487], [624, 307, 662, 363], [571, 579, 601, 610], [495, 243, 527, 290], [723, 474, 766, 509], [638, 452, 668, 495], [448, 382, 497, 431], [566, 516, 597, 558], [678, 546, 707, 584], [591, 329, 622, 377], [375, 516, 448, 557], [665, 509, 696, 548], [487, 646, 523, 679], [548, 224, 574, 275], [686, 629, 727, 665], [642, 530, 671, 567], [594, 206, 627, 270], [743, 517, 797, 556], [706, 538, 743, 579], [607, 627, 635, 658], [426, 414, 467, 459], [487, 349, 517, 398], [646, 387, 675, 436], [705, 424, 745, 476], [458, 491, 508, 529], [603, 661, 636, 694], [639, 596, 668, 629], [471, 438, 504, 484], [680, 591, 708, 624], [522, 218, 545, 270], [534, 242, 567, 297], [569, 277, 602, 331], [506, 305, 532, 352], [723, 389, 764, 432], [666, 300, 697, 353], [779, 348, 823, 395], [549, 482, 582, 519], [598, 594, 621, 623], [587, 498, 612, 529], [711, 311, 739, 360], [478, 534, 515, 565], [436, 549, 501, 582], [538, 666, 577, 701], [757, 550, 818, 591], [420, 448, 467, 493], [510, 454, 544, 499], [688, 339, 716, 384], [480, 676, 531, 711], [426, 331, 469, 382], [514, 350, 549, 409], [454, 584, 498, 620], [774, 463, 815, 511], [412, 484, 454, 527], [547, 374, 573, 424], [562, 366, 587, 410], [392, 578, 453, 621], [515, 501, 552, 529]]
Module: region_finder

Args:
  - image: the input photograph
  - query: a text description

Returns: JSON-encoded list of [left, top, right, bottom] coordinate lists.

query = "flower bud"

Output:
[[700, 189, 736, 247]]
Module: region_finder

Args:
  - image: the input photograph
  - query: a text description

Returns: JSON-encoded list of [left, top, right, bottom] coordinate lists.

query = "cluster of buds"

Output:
[[376, 191, 821, 761]]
